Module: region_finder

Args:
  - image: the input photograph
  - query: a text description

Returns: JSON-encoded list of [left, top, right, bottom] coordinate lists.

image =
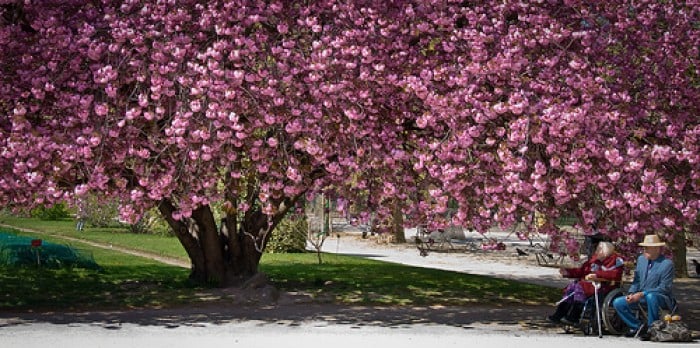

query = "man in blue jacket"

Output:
[[613, 234, 675, 339]]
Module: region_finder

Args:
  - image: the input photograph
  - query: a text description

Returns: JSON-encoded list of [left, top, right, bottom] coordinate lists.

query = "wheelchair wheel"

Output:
[[601, 288, 627, 335]]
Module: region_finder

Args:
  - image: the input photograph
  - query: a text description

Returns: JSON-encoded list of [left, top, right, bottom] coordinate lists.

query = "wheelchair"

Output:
[[563, 286, 627, 336]]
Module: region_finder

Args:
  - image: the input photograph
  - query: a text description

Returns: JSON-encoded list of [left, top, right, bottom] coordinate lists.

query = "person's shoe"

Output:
[[624, 324, 647, 338], [546, 315, 561, 324], [638, 325, 650, 341], [560, 317, 577, 326]]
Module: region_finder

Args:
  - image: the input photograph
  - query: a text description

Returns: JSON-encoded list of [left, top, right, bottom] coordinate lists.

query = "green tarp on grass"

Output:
[[0, 231, 100, 270]]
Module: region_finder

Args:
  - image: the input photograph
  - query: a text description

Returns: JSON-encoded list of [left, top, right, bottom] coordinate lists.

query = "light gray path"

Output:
[[1, 319, 694, 348], [316, 229, 570, 288]]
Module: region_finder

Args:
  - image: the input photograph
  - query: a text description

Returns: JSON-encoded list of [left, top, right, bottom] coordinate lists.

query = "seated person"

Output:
[[612, 234, 675, 339], [547, 241, 624, 324]]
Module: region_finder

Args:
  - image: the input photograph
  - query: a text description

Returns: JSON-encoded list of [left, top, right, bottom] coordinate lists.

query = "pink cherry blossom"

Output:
[[0, 0, 698, 283]]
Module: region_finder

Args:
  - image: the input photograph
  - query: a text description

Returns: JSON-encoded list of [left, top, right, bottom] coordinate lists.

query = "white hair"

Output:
[[596, 241, 615, 258]]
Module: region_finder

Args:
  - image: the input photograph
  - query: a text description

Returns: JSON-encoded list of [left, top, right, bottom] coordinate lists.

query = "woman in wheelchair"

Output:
[[612, 234, 675, 339], [547, 241, 624, 325]]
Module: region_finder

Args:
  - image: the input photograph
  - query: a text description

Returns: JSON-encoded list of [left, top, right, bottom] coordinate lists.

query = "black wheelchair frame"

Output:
[[563, 287, 627, 336]]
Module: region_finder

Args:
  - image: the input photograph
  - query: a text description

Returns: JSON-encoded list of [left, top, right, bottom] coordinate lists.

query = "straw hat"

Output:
[[638, 234, 666, 247]]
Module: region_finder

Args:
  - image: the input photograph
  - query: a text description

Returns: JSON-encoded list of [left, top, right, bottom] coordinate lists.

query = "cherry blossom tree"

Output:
[[0, 0, 433, 285], [405, 0, 699, 273], [1, 0, 698, 285]]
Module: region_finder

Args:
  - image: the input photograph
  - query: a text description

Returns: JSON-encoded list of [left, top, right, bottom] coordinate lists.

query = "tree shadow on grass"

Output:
[[0, 259, 561, 331], [0, 261, 563, 332], [260, 259, 561, 307], [2, 264, 698, 334], [0, 264, 194, 310]]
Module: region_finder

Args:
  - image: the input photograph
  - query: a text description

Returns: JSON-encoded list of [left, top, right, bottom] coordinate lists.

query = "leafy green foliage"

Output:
[[128, 208, 172, 236], [30, 203, 69, 220], [266, 214, 308, 253]]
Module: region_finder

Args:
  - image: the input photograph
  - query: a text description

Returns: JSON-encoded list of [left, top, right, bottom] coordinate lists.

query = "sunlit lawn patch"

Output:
[[1, 218, 560, 310]]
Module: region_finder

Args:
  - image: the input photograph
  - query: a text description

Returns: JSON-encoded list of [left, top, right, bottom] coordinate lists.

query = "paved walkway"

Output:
[[2, 318, 696, 348]]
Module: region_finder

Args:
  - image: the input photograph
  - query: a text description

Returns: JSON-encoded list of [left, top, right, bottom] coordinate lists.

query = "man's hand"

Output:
[[625, 292, 644, 303]]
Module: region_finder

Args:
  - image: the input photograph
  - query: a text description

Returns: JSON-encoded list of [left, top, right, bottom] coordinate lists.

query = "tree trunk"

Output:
[[392, 199, 406, 243], [670, 230, 688, 278], [158, 194, 300, 287], [158, 200, 206, 282], [157, 200, 265, 286]]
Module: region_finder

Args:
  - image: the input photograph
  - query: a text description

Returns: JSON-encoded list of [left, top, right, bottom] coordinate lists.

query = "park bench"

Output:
[[414, 225, 506, 256]]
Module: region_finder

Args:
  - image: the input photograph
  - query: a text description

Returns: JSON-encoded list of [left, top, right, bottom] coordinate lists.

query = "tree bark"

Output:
[[392, 199, 406, 243], [158, 193, 303, 287], [191, 205, 226, 284], [158, 199, 206, 282], [670, 230, 688, 278]]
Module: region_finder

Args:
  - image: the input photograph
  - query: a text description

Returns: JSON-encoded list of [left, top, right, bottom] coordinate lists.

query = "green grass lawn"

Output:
[[261, 253, 557, 306], [0, 217, 560, 310], [0, 216, 188, 259], [0, 231, 199, 310]]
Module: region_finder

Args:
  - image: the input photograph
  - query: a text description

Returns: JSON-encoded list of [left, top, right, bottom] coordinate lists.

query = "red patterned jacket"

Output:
[[563, 253, 624, 296]]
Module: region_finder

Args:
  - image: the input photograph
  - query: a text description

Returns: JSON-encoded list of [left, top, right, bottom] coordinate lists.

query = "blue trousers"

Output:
[[612, 292, 671, 329]]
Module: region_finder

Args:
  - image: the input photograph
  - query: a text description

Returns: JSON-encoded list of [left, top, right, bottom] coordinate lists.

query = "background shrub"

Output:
[[30, 203, 70, 220], [129, 209, 172, 236], [81, 195, 121, 228], [266, 214, 308, 253]]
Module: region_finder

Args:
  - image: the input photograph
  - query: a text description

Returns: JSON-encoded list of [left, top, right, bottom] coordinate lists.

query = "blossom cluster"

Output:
[[0, 0, 698, 255]]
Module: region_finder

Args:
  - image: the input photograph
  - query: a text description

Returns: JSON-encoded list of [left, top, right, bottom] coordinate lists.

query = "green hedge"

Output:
[[30, 203, 70, 221]]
